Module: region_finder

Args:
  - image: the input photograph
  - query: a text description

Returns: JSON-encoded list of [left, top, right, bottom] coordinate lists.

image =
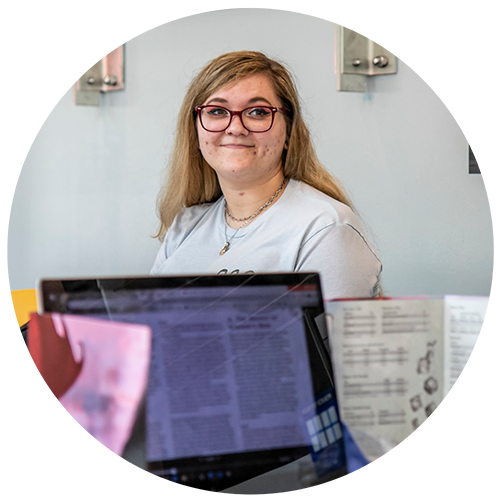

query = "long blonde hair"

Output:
[[155, 51, 353, 240]]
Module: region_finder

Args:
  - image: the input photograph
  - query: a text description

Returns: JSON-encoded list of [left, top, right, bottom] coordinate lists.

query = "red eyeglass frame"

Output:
[[195, 105, 287, 133]]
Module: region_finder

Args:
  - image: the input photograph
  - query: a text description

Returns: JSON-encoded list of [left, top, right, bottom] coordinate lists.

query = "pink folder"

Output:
[[28, 313, 151, 456]]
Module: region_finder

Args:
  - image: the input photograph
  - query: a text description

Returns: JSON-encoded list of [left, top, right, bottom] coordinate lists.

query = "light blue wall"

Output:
[[8, 9, 493, 296]]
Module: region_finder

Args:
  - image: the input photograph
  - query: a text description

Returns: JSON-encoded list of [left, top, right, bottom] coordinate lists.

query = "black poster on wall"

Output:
[[469, 7, 495, 174]]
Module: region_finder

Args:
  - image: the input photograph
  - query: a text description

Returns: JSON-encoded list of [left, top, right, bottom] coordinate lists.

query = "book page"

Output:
[[325, 299, 444, 461], [444, 297, 494, 472]]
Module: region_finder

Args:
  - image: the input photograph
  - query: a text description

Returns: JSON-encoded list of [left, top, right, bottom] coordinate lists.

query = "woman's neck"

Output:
[[220, 170, 287, 229]]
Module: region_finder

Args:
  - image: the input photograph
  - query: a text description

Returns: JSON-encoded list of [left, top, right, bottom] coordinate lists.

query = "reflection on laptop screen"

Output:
[[39, 273, 346, 491]]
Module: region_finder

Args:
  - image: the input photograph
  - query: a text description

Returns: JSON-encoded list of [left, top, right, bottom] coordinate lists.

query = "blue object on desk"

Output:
[[342, 423, 370, 473]]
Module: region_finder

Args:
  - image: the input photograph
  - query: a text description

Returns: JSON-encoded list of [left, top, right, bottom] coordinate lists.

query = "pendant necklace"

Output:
[[219, 177, 287, 256], [219, 220, 248, 256]]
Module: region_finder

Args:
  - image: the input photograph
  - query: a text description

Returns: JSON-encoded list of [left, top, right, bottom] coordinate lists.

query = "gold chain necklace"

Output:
[[220, 177, 287, 256]]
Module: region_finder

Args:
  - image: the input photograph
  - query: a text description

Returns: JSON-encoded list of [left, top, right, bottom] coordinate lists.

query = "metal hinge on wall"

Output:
[[73, 7, 125, 106], [336, 26, 397, 92]]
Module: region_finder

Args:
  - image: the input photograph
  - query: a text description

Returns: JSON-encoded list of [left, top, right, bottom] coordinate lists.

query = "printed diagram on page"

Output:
[[410, 340, 441, 479], [411, 340, 439, 429]]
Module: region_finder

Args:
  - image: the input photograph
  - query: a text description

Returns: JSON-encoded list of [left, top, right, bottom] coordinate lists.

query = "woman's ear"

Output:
[[284, 139, 289, 150]]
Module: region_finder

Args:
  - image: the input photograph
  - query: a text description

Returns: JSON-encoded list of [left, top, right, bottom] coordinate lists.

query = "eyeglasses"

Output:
[[195, 105, 287, 133]]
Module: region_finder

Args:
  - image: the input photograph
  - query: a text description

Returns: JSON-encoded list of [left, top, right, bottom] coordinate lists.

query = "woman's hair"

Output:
[[154, 50, 353, 240]]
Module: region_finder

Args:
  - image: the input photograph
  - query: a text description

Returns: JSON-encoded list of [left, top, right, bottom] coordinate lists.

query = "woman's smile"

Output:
[[221, 143, 254, 149]]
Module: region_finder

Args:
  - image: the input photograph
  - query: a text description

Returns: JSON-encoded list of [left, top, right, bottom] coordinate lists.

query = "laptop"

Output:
[[38, 272, 347, 492]]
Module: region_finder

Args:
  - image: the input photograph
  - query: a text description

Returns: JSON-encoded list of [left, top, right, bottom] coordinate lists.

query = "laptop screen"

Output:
[[39, 273, 346, 491]]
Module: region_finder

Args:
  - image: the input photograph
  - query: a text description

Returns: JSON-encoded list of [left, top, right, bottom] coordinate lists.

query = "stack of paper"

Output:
[[325, 295, 488, 462]]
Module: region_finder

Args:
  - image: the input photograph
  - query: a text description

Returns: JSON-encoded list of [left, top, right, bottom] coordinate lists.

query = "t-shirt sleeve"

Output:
[[295, 222, 382, 300], [150, 238, 167, 275], [150, 203, 215, 276]]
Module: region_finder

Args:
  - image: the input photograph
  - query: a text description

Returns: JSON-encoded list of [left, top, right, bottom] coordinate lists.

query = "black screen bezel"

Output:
[[39, 272, 345, 491]]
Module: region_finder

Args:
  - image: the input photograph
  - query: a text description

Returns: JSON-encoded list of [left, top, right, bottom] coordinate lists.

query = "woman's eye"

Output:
[[247, 107, 271, 118], [206, 107, 229, 116]]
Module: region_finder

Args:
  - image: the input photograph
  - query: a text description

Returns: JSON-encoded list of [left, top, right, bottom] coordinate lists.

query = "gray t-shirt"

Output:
[[151, 179, 382, 300]]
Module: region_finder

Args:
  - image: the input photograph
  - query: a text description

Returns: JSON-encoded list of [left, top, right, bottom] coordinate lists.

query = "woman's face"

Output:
[[196, 73, 288, 186]]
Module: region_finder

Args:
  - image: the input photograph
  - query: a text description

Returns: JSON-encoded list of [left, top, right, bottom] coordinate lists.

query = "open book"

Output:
[[325, 295, 488, 462]]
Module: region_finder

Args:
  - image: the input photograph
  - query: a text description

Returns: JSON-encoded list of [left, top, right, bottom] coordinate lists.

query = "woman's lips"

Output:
[[221, 144, 253, 149]]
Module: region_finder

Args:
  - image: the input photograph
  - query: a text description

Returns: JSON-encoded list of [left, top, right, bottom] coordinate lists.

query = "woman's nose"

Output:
[[225, 113, 249, 135]]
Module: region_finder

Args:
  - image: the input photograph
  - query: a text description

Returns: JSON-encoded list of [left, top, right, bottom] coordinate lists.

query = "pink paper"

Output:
[[51, 313, 151, 456]]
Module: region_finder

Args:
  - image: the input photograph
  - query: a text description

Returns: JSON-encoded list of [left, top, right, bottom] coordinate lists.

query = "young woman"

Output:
[[151, 51, 382, 300]]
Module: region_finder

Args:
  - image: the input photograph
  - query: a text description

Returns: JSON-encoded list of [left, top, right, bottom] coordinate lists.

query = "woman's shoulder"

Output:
[[151, 201, 218, 275], [165, 199, 221, 249], [170, 201, 216, 230], [288, 179, 357, 225]]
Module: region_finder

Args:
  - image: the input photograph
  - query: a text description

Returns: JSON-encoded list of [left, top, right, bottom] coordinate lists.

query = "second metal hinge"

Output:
[[336, 26, 397, 92]]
